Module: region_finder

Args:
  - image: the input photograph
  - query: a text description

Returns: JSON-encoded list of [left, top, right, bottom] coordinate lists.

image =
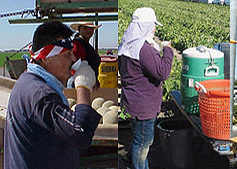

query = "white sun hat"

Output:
[[132, 7, 163, 26]]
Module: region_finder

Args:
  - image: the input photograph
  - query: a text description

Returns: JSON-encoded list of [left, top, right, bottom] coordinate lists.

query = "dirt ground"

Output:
[[118, 100, 231, 169]]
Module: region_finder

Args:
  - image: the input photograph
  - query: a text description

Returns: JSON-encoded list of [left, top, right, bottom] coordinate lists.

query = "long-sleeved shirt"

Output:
[[119, 41, 174, 120], [4, 72, 101, 169]]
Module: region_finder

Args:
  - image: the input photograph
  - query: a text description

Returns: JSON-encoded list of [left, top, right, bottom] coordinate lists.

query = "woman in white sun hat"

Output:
[[118, 7, 174, 169]]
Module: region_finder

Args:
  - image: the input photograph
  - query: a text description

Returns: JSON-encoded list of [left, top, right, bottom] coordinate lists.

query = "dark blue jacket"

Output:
[[4, 72, 101, 169]]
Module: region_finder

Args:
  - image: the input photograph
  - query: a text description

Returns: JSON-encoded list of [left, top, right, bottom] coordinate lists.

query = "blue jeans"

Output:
[[131, 117, 156, 169]]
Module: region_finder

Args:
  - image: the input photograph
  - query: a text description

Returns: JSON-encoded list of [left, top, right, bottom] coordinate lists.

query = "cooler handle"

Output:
[[197, 46, 217, 72], [194, 81, 207, 94], [205, 65, 219, 76], [196, 45, 207, 53]]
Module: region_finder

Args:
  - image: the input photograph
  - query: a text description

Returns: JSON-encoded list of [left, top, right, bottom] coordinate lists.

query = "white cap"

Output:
[[132, 7, 163, 26]]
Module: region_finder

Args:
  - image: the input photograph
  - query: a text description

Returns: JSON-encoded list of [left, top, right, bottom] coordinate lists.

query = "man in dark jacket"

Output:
[[4, 21, 101, 169]]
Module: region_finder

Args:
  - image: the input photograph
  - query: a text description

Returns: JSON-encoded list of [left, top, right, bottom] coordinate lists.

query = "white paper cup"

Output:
[[71, 59, 81, 71], [161, 41, 170, 46]]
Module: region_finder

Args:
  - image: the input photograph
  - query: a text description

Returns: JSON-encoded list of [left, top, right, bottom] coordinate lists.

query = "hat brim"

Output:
[[155, 21, 163, 26], [70, 23, 102, 31]]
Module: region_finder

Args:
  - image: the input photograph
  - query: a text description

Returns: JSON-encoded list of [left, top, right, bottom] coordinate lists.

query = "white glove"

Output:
[[73, 61, 96, 92]]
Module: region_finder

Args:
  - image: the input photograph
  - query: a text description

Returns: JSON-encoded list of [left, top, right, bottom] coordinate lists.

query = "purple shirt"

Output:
[[119, 42, 174, 120]]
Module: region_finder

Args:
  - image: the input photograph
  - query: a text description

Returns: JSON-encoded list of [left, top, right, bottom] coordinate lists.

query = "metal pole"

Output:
[[3, 62, 5, 77], [230, 0, 237, 138], [95, 12, 99, 52]]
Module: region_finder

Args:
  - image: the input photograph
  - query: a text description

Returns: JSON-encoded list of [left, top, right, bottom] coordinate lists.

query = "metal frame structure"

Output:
[[8, 0, 118, 23], [36, 0, 117, 17], [8, 0, 118, 51], [230, 0, 237, 140]]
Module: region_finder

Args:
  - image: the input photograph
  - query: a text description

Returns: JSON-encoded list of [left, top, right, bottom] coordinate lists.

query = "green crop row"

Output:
[[0, 52, 28, 67], [118, 0, 229, 100], [119, 0, 229, 52], [0, 49, 116, 68]]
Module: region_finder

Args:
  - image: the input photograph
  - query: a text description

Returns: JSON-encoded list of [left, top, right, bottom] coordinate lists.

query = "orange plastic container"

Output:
[[195, 79, 230, 140]]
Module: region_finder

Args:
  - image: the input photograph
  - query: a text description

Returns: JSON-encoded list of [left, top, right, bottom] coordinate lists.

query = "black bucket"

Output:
[[158, 118, 195, 169]]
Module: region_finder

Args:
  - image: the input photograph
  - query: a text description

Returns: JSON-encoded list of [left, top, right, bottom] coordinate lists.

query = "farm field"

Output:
[[119, 0, 229, 52], [118, 0, 229, 100], [0, 52, 25, 67], [0, 49, 117, 67]]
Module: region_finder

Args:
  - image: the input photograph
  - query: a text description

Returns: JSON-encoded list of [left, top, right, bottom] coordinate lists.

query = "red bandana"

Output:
[[29, 39, 73, 60], [30, 45, 68, 60]]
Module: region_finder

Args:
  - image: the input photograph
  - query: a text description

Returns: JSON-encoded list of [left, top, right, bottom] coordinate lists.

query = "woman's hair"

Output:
[[31, 21, 73, 52]]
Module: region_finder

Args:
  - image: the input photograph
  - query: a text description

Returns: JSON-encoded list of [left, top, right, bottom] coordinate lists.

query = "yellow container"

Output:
[[98, 56, 118, 88]]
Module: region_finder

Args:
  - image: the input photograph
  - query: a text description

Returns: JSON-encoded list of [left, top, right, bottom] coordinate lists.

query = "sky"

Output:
[[0, 0, 118, 51]]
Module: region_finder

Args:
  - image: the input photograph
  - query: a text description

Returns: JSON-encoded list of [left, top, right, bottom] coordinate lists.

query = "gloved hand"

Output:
[[73, 60, 96, 92]]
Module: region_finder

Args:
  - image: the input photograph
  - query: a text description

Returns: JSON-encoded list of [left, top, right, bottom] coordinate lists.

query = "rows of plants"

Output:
[[119, 0, 229, 51], [118, 0, 229, 100], [0, 52, 25, 67], [0, 49, 114, 67]]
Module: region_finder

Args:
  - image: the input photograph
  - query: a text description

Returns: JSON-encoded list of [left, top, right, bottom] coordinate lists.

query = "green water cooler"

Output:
[[181, 46, 224, 115]]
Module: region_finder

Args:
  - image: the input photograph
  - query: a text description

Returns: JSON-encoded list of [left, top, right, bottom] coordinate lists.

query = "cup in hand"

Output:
[[161, 41, 171, 46]]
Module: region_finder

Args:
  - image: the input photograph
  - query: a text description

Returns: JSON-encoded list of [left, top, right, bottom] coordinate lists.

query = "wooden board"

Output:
[[0, 76, 16, 129], [94, 124, 117, 140], [230, 137, 237, 143], [0, 76, 16, 89], [93, 124, 118, 146]]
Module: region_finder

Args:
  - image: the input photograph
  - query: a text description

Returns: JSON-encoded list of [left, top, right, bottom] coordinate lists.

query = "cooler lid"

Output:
[[182, 46, 224, 59]]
